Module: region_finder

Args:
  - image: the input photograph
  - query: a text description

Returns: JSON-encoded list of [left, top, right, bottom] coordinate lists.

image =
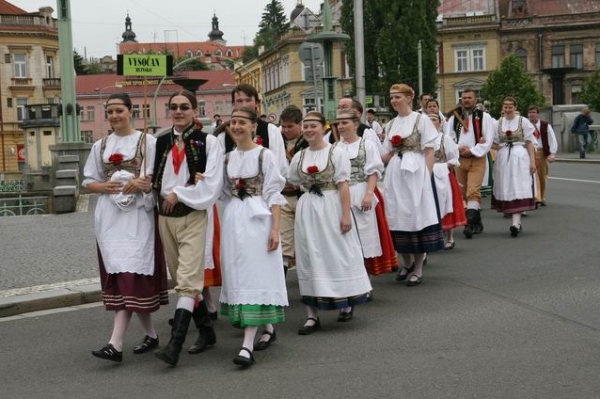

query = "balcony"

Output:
[[443, 14, 497, 28], [19, 104, 60, 129], [43, 78, 61, 89], [9, 78, 34, 92], [0, 14, 57, 29]]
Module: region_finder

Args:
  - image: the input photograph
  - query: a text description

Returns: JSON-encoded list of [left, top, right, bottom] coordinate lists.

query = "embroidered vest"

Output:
[[498, 116, 525, 145], [453, 108, 484, 144], [334, 139, 367, 185], [538, 120, 550, 156], [434, 133, 448, 163], [100, 132, 145, 180], [298, 146, 338, 193], [391, 114, 423, 156], [225, 148, 266, 199]]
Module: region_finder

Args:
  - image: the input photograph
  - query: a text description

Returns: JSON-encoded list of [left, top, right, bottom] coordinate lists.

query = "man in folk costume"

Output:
[[528, 105, 557, 207], [444, 88, 496, 239], [152, 90, 224, 367], [215, 83, 287, 175], [279, 105, 308, 274]]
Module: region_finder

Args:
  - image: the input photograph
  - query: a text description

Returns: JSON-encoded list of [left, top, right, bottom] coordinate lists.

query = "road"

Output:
[[1, 162, 600, 398]]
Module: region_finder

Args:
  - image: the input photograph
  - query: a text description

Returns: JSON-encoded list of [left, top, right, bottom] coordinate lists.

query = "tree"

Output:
[[73, 51, 86, 75], [480, 54, 545, 118], [252, 0, 289, 54], [340, 0, 439, 102], [174, 56, 209, 71], [84, 62, 104, 75], [580, 70, 600, 112]]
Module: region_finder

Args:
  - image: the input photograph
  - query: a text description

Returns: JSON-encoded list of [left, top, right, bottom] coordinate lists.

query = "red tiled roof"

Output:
[[76, 70, 235, 95], [499, 0, 600, 17], [0, 0, 27, 15]]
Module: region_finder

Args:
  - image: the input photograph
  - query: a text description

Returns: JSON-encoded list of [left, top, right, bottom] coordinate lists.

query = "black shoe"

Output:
[[298, 317, 321, 335], [254, 330, 277, 351], [510, 224, 522, 237], [366, 291, 373, 302], [233, 347, 255, 367], [210, 311, 218, 321], [337, 308, 354, 322], [92, 343, 123, 363], [406, 274, 422, 286], [540, 201, 547, 207], [188, 326, 216, 354], [395, 263, 415, 282], [133, 335, 159, 354], [463, 224, 474, 239]]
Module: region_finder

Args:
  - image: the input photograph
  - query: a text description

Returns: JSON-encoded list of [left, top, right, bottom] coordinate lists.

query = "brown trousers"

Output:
[[456, 156, 487, 203], [535, 151, 549, 203]]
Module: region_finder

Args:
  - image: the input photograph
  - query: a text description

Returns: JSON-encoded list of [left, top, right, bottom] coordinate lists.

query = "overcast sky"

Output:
[[12, 0, 322, 59]]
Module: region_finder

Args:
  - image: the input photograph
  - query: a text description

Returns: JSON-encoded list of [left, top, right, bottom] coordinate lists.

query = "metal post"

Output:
[[418, 40, 423, 96], [309, 45, 319, 111], [353, 0, 366, 119]]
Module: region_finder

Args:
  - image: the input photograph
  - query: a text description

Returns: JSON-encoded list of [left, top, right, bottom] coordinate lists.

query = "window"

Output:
[[551, 45, 565, 68], [132, 104, 140, 119], [226, 49, 232, 57], [16, 98, 27, 121], [46, 55, 54, 78], [142, 104, 150, 119], [596, 44, 600, 66], [455, 47, 485, 72], [571, 44, 583, 69], [456, 50, 468, 72], [215, 49, 222, 57], [186, 50, 193, 58], [571, 83, 583, 104], [515, 48, 527, 70], [198, 101, 206, 117], [81, 131, 94, 144], [196, 50, 203, 57], [86, 106, 95, 121], [13, 54, 27, 78]]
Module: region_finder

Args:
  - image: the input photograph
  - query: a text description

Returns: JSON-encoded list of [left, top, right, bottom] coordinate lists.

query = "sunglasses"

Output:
[[169, 103, 192, 111]]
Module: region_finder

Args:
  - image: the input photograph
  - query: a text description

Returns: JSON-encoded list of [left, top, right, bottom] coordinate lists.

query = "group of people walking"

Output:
[[83, 82, 558, 368]]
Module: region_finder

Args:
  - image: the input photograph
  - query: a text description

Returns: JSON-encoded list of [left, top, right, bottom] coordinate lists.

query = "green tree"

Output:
[[580, 70, 600, 112], [340, 0, 439, 102], [253, 0, 289, 54], [174, 56, 209, 71], [84, 61, 104, 75], [480, 54, 545, 118], [73, 51, 86, 75]]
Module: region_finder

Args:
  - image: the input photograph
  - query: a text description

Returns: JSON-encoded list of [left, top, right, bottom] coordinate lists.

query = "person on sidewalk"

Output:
[[528, 105, 557, 207], [445, 88, 496, 239], [366, 108, 384, 142], [491, 97, 537, 237], [219, 106, 289, 367], [571, 107, 594, 159], [83, 93, 168, 363], [152, 90, 224, 367]]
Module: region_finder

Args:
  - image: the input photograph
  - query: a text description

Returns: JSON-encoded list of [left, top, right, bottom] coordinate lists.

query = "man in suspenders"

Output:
[[444, 88, 496, 239]]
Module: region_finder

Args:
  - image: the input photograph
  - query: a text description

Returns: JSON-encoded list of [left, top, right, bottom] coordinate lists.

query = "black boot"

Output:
[[472, 209, 484, 234], [154, 308, 192, 366], [463, 209, 476, 239], [188, 301, 216, 354]]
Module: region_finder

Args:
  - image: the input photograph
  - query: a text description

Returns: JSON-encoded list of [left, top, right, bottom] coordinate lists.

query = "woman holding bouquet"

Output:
[[288, 111, 372, 333], [83, 92, 168, 363], [218, 106, 288, 367], [382, 84, 445, 286]]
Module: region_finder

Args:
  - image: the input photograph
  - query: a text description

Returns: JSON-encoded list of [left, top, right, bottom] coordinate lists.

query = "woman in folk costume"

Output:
[[218, 107, 288, 367], [83, 93, 168, 363], [491, 96, 537, 237], [428, 111, 466, 250], [382, 84, 445, 286], [288, 111, 372, 333], [333, 108, 397, 279]]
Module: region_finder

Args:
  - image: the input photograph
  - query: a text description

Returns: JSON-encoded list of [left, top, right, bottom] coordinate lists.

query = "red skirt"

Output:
[[442, 169, 467, 231], [98, 211, 169, 313], [204, 204, 222, 287], [364, 188, 399, 275]]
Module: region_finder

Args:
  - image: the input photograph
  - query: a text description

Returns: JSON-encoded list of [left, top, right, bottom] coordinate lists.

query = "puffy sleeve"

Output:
[[82, 139, 105, 187], [548, 123, 558, 154], [140, 134, 157, 210], [173, 134, 225, 210], [287, 151, 302, 186], [471, 113, 495, 157], [521, 117, 537, 143], [382, 120, 394, 153], [444, 134, 460, 166], [261, 149, 287, 208], [420, 114, 440, 150], [268, 123, 288, 177], [332, 146, 351, 184], [364, 140, 384, 179]]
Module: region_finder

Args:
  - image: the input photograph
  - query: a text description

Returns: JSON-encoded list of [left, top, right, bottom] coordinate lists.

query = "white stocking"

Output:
[[239, 326, 259, 358], [512, 212, 522, 227], [136, 312, 157, 339], [109, 310, 132, 351]]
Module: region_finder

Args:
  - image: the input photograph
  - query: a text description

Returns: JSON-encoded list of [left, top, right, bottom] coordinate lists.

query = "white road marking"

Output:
[[549, 177, 600, 184]]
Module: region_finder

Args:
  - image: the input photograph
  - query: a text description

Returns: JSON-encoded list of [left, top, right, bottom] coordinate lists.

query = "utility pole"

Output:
[[353, 0, 366, 120], [418, 40, 423, 96]]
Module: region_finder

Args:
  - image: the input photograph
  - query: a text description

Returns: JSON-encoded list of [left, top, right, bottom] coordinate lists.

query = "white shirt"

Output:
[[445, 111, 496, 158], [531, 120, 558, 154]]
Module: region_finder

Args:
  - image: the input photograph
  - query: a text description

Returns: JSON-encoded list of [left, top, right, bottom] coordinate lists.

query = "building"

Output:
[[436, 0, 502, 112], [0, 1, 59, 178], [118, 13, 247, 70], [76, 70, 235, 142]]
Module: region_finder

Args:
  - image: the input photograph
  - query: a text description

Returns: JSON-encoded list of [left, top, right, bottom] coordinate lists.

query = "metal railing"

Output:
[[0, 195, 48, 217], [0, 180, 26, 193]]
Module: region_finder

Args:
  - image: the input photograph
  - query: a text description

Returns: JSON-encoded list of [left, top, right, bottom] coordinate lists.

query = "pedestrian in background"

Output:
[[528, 105, 557, 207], [571, 106, 594, 159], [83, 92, 168, 363]]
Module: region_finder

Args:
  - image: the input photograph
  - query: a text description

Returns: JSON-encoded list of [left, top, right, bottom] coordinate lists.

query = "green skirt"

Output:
[[220, 304, 285, 327]]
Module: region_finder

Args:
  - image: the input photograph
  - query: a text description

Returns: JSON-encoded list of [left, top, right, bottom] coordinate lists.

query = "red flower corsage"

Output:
[[108, 153, 124, 166], [235, 178, 246, 190], [254, 136, 264, 146], [505, 130, 513, 137], [307, 165, 319, 174], [391, 135, 402, 147]]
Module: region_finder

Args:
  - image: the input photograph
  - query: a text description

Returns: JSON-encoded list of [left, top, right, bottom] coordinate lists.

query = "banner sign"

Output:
[[117, 54, 173, 77]]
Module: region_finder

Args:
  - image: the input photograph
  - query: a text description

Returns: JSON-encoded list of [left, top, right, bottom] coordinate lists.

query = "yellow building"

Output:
[[0, 3, 60, 178], [436, 0, 502, 112]]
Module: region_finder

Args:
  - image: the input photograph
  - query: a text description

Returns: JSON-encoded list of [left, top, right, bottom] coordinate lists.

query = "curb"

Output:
[[555, 158, 600, 164], [0, 284, 102, 318]]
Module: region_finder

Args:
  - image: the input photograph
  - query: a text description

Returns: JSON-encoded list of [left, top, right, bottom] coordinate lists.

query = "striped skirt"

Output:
[[220, 304, 285, 327]]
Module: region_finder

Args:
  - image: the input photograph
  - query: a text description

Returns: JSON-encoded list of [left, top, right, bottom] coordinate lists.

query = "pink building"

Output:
[[76, 70, 235, 143]]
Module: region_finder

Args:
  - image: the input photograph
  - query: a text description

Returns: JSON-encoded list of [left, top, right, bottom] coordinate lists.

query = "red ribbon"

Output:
[[171, 143, 185, 175]]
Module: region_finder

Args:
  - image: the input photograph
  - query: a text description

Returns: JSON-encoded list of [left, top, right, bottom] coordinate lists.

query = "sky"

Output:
[[11, 0, 323, 59]]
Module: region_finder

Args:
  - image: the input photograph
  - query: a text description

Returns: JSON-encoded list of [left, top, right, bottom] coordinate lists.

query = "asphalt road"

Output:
[[1, 162, 600, 398]]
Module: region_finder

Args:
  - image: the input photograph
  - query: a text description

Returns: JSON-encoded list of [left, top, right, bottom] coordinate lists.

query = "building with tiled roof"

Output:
[[76, 70, 236, 142], [0, 1, 59, 176]]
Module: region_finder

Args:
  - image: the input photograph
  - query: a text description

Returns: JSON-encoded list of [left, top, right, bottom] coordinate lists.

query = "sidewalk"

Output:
[[555, 151, 600, 163]]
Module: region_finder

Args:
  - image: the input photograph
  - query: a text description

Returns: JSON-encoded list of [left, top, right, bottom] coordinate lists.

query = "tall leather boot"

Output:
[[472, 209, 484, 234], [155, 308, 192, 366], [188, 300, 216, 354], [463, 209, 476, 239]]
